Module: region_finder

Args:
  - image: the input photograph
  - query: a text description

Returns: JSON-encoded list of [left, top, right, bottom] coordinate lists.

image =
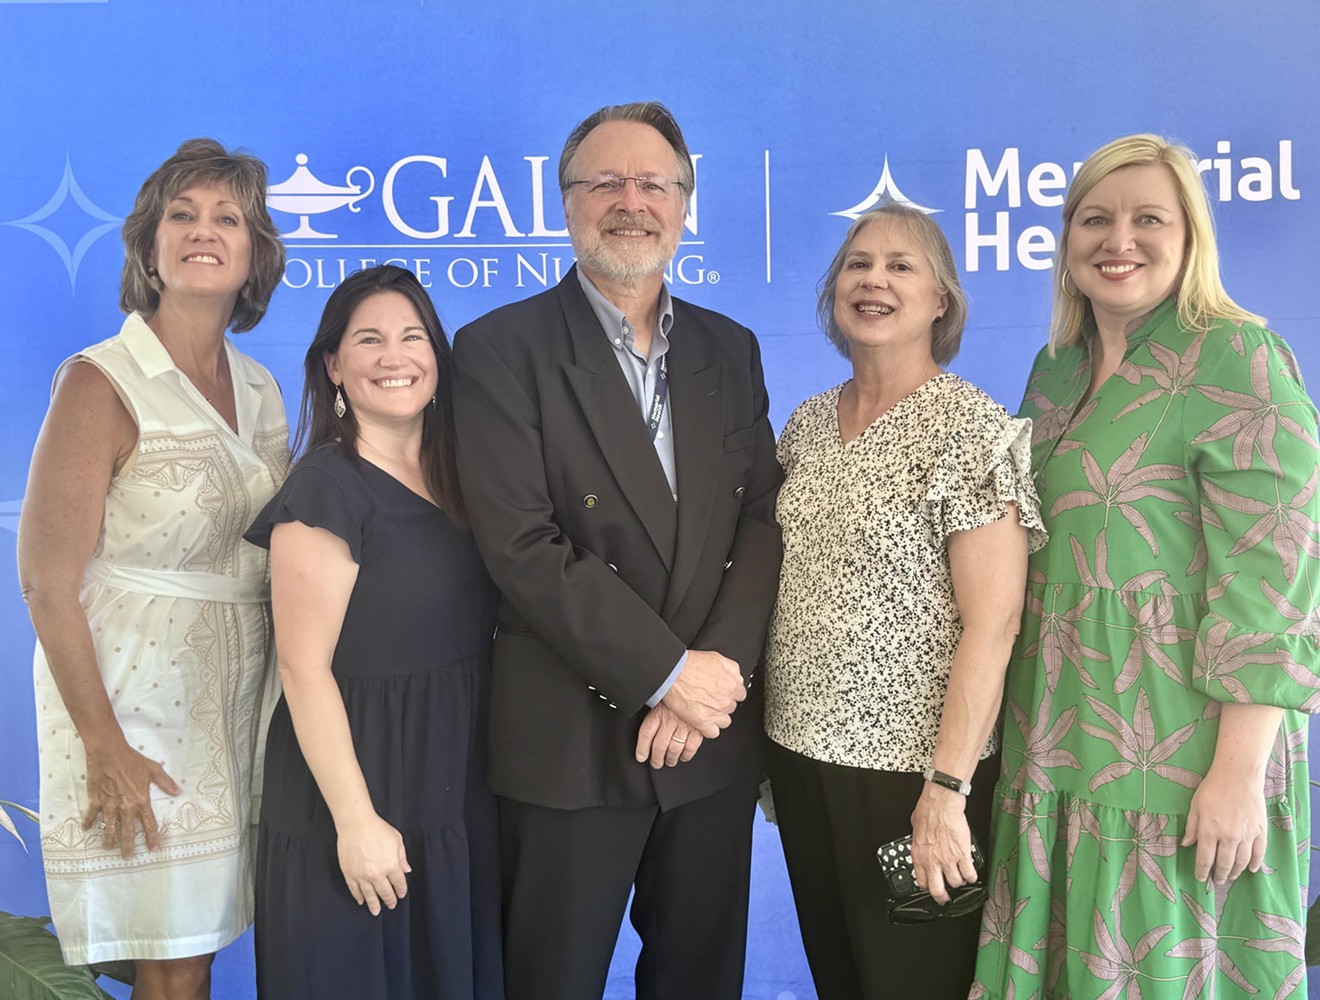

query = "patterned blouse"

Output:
[[764, 373, 1046, 772]]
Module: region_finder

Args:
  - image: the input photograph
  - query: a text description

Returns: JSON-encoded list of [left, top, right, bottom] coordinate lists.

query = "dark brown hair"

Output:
[[295, 265, 467, 528]]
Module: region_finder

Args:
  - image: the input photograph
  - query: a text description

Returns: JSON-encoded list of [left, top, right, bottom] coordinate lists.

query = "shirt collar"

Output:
[[576, 268, 674, 358], [118, 311, 179, 379], [117, 310, 261, 387], [1080, 296, 1178, 355]]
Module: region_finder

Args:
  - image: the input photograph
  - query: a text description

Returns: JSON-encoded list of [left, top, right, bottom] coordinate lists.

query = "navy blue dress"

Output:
[[245, 445, 502, 999]]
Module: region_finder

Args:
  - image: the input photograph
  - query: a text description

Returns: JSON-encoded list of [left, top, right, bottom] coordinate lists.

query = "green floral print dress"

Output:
[[971, 299, 1319, 999]]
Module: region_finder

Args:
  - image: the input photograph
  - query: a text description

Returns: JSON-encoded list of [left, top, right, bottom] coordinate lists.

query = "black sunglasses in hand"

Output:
[[877, 833, 987, 924]]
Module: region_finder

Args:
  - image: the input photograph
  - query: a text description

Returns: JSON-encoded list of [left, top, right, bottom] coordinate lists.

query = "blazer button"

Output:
[[723, 559, 733, 571], [733, 486, 746, 498], [607, 563, 619, 573], [584, 494, 598, 508]]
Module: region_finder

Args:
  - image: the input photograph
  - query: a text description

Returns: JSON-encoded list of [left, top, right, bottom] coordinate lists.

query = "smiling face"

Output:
[[563, 120, 686, 286], [149, 184, 252, 305], [1065, 162, 1187, 333], [831, 216, 948, 362], [325, 290, 438, 429]]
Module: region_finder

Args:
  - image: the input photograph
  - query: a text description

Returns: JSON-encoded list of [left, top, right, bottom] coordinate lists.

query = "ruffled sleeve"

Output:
[[244, 449, 373, 563], [1184, 323, 1320, 710], [925, 392, 1048, 553]]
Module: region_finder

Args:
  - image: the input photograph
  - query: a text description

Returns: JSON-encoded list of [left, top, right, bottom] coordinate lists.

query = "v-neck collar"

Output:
[[834, 372, 955, 447], [118, 311, 262, 445]]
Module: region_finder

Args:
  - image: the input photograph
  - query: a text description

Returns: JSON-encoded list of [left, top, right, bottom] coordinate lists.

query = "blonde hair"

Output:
[[817, 203, 968, 365], [1051, 133, 1264, 350]]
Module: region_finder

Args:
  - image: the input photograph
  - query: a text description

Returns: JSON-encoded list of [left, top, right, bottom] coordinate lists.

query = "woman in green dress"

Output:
[[971, 134, 1319, 998]]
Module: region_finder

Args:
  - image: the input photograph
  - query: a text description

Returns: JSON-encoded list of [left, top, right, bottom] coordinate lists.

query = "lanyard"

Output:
[[646, 353, 669, 443]]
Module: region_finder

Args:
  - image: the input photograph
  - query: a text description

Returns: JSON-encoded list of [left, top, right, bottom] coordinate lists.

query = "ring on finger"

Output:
[[670, 736, 686, 744]]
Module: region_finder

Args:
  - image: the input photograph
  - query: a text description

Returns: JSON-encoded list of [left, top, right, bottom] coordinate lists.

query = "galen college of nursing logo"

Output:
[[265, 150, 720, 293], [835, 140, 1302, 274]]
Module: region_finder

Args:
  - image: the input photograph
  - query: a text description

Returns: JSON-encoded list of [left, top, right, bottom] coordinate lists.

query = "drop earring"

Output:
[[334, 386, 346, 418]]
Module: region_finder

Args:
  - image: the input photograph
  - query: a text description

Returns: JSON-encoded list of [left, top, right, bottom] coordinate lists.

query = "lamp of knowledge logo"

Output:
[[833, 140, 1302, 273], [267, 154, 375, 240]]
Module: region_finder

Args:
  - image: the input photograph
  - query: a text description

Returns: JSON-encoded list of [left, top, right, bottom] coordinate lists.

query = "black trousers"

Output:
[[497, 775, 760, 1000], [767, 741, 999, 1000]]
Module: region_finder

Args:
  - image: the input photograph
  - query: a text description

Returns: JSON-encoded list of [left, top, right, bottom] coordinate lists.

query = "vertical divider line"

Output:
[[764, 149, 772, 283]]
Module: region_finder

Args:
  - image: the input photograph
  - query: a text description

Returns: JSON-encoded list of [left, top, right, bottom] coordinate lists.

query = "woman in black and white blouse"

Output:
[[763, 203, 1045, 1000]]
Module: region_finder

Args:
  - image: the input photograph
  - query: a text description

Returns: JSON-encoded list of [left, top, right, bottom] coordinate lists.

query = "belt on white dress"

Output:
[[85, 558, 269, 604]]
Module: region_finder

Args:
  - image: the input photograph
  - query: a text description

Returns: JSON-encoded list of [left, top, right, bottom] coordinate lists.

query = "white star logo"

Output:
[[4, 156, 121, 290], [832, 156, 941, 219]]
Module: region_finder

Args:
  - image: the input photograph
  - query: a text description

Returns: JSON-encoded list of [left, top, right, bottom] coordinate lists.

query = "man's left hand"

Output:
[[635, 703, 703, 768]]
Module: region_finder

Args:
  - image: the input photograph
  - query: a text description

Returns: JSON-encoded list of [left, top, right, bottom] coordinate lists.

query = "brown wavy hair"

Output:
[[119, 138, 285, 333]]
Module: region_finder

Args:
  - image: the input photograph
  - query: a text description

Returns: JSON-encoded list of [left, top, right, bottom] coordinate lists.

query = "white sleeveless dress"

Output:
[[33, 312, 289, 964]]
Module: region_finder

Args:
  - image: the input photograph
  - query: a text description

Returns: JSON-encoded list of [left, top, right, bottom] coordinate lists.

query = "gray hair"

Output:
[[558, 101, 695, 201], [817, 203, 968, 365]]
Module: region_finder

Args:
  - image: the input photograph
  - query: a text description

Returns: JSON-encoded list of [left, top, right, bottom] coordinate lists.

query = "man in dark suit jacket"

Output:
[[452, 102, 783, 999]]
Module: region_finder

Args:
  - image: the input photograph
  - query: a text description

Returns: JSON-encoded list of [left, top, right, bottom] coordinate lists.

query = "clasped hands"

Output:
[[634, 649, 745, 769]]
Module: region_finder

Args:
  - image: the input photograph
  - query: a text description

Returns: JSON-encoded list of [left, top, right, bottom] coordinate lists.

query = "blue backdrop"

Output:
[[2, 3, 1318, 997]]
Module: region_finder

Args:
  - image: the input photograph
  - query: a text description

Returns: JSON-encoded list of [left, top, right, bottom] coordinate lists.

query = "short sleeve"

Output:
[[925, 397, 1048, 552], [244, 452, 373, 563], [1185, 325, 1320, 710]]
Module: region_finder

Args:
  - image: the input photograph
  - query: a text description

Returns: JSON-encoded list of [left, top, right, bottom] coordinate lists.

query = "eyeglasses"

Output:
[[565, 174, 687, 201], [887, 883, 987, 925]]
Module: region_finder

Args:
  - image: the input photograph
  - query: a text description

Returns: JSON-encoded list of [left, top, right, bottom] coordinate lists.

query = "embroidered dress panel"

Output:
[[33, 312, 288, 964]]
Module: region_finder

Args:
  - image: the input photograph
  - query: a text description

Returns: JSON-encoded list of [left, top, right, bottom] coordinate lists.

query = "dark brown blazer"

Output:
[[452, 267, 783, 811]]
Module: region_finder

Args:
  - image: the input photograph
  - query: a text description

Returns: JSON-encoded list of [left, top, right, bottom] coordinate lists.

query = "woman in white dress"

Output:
[[18, 139, 289, 999]]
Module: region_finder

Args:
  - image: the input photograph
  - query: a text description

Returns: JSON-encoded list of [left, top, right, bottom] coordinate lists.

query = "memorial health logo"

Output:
[[831, 156, 941, 219], [837, 141, 1302, 273]]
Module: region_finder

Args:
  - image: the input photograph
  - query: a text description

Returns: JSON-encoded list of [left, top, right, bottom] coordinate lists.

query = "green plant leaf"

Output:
[[0, 804, 27, 850], [88, 960, 135, 986], [1307, 894, 1320, 966], [0, 801, 38, 852], [0, 912, 115, 999]]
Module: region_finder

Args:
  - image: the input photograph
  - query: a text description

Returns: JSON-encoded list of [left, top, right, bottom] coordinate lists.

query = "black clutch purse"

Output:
[[876, 833, 988, 924]]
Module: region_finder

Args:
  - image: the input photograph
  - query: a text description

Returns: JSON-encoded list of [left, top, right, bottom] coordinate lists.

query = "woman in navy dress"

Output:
[[246, 265, 502, 999]]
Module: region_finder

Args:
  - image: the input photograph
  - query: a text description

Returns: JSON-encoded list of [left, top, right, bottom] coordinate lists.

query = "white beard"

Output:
[[568, 212, 681, 284]]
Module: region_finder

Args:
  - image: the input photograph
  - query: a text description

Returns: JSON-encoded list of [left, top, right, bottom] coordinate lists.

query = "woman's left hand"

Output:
[[1182, 767, 1268, 885], [910, 785, 978, 905]]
